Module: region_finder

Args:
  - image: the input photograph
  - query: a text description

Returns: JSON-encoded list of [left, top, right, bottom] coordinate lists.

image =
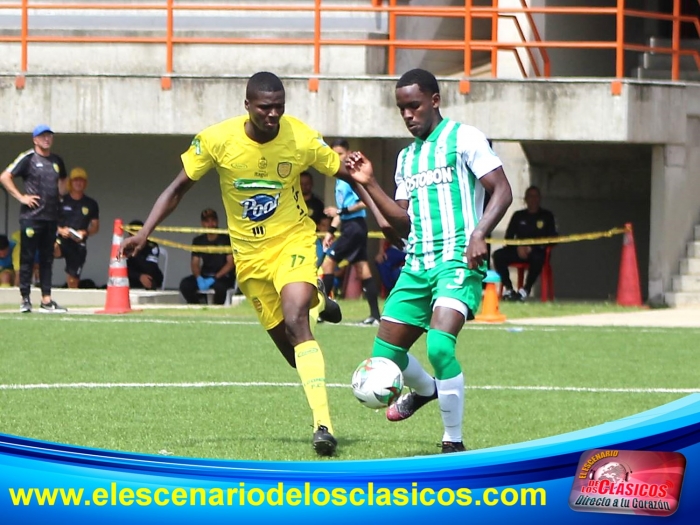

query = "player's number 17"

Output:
[[290, 254, 306, 267]]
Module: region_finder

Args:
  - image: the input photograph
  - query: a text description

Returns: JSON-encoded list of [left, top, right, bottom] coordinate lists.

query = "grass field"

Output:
[[0, 300, 697, 462]]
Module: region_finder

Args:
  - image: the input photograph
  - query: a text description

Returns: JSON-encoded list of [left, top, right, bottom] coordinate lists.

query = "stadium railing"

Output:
[[3, 0, 699, 94]]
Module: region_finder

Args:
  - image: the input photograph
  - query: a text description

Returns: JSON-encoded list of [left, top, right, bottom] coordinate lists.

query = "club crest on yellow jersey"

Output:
[[277, 162, 292, 178]]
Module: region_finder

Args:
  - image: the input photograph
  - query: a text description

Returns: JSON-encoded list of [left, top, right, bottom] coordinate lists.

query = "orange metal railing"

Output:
[[1, 1, 699, 94]]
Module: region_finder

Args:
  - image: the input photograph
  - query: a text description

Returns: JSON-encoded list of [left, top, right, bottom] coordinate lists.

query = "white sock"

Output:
[[402, 354, 436, 397], [436, 373, 464, 442]]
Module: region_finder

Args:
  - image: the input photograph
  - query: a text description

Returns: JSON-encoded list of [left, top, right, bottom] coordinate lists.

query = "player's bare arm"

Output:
[[467, 166, 513, 269], [334, 156, 404, 246], [119, 169, 196, 259], [346, 152, 411, 238]]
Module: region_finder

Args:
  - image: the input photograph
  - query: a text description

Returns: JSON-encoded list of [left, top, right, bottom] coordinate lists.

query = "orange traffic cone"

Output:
[[96, 219, 134, 314], [476, 274, 507, 323], [617, 222, 642, 307]]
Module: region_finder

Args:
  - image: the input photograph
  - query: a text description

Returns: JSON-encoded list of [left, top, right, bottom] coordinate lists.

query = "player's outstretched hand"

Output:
[[345, 151, 374, 186], [119, 234, 147, 260]]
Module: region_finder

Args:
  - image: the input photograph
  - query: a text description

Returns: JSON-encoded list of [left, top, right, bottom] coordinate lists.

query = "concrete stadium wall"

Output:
[[1, 77, 698, 302]]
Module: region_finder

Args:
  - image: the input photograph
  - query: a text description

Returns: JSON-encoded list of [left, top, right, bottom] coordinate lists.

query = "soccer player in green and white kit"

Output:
[[347, 69, 513, 453]]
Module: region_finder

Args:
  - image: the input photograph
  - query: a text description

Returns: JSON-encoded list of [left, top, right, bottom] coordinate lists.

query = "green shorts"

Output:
[[382, 261, 484, 330]]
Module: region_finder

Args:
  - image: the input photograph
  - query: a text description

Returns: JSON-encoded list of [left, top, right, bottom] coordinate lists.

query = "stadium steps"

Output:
[[633, 37, 700, 82], [666, 225, 700, 307]]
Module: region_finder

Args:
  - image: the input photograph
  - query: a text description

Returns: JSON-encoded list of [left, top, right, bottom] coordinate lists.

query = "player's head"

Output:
[[69, 167, 88, 192], [200, 208, 219, 227], [32, 124, 54, 152], [300, 171, 314, 198], [127, 220, 144, 238], [524, 186, 541, 211], [245, 72, 285, 134], [331, 139, 350, 162], [395, 69, 441, 140]]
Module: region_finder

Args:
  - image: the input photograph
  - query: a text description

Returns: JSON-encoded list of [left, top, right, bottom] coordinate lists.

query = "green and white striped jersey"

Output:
[[394, 118, 502, 270]]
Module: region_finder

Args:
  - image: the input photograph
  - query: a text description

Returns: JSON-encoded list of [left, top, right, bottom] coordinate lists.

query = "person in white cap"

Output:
[[0, 124, 68, 313]]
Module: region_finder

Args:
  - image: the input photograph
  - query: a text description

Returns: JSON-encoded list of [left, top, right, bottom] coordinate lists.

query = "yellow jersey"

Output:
[[181, 115, 340, 258]]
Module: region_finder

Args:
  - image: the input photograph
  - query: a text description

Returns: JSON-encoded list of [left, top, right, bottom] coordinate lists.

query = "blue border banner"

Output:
[[2, 394, 700, 524]]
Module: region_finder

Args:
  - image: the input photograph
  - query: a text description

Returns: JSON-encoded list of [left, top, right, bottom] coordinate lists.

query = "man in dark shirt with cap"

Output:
[[55, 167, 100, 288], [493, 185, 557, 301], [125, 220, 164, 290], [179, 208, 235, 304], [0, 124, 68, 313]]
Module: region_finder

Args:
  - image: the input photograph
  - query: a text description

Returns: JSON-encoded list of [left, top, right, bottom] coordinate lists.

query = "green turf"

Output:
[[0, 304, 696, 462]]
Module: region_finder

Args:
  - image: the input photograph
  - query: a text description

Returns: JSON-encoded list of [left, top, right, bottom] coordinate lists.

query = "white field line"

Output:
[[0, 381, 697, 394], [0, 314, 697, 333]]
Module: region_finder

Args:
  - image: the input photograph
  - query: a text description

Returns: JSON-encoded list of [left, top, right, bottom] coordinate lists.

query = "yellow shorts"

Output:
[[236, 228, 320, 331]]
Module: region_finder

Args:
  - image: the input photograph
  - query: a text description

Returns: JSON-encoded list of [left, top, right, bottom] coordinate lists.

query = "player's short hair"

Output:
[[396, 68, 440, 96], [525, 186, 541, 196], [246, 72, 285, 99], [300, 171, 312, 179], [0, 234, 8, 251], [330, 138, 350, 151]]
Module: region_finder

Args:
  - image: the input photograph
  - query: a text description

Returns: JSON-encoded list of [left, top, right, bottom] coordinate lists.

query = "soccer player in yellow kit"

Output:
[[119, 72, 346, 456]]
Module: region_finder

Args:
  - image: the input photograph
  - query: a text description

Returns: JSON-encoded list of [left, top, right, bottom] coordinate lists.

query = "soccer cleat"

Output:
[[38, 300, 67, 313], [361, 316, 380, 326], [317, 278, 342, 324], [503, 290, 522, 302], [20, 297, 32, 313], [441, 441, 467, 454], [312, 425, 337, 457], [386, 385, 438, 422]]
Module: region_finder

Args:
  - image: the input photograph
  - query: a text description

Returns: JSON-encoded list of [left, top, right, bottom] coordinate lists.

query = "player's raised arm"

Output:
[[119, 169, 196, 259], [345, 151, 411, 239]]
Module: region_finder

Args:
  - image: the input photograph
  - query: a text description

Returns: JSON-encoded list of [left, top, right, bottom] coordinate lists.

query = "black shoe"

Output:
[[313, 425, 337, 457], [317, 278, 342, 324], [39, 300, 67, 313], [361, 316, 380, 326], [386, 384, 438, 422], [441, 441, 467, 453], [503, 290, 522, 302], [20, 297, 32, 314]]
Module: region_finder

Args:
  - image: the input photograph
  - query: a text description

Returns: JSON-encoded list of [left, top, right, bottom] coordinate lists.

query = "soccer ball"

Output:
[[351, 357, 404, 409]]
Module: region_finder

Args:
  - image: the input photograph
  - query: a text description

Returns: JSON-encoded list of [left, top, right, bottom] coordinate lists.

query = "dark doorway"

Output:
[[659, 0, 700, 39]]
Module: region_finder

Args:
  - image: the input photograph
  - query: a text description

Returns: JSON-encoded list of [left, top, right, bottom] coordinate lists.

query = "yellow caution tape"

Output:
[[123, 224, 629, 254]]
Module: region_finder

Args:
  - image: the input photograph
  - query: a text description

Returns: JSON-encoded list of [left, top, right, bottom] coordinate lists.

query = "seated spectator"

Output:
[[375, 239, 406, 297], [54, 167, 100, 288], [492, 186, 557, 301], [179, 208, 235, 304], [0, 234, 15, 287], [300, 171, 326, 227], [125, 220, 163, 290]]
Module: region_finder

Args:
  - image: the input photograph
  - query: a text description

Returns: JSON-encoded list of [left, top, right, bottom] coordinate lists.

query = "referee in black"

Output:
[[0, 124, 68, 313]]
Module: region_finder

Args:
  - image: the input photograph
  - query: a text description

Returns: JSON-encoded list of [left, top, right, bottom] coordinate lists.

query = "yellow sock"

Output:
[[294, 340, 333, 434], [308, 287, 325, 334], [309, 305, 320, 334]]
